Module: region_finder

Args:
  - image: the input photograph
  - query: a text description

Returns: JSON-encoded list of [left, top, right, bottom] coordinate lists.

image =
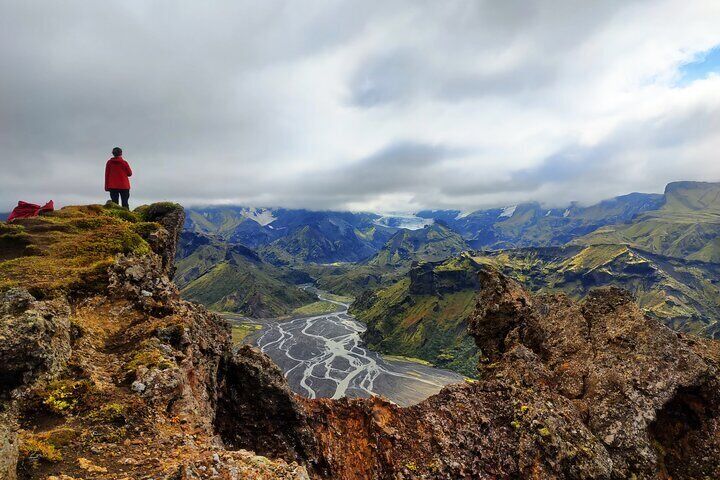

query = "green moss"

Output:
[[90, 403, 127, 425], [104, 205, 139, 223], [125, 341, 174, 373], [0, 204, 159, 294], [0, 231, 32, 254], [19, 437, 62, 462], [131, 221, 162, 238], [0, 223, 25, 234], [42, 379, 93, 415], [43, 427, 79, 447]]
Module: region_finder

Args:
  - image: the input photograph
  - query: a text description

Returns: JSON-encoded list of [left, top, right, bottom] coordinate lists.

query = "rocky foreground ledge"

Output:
[[1, 204, 719, 479]]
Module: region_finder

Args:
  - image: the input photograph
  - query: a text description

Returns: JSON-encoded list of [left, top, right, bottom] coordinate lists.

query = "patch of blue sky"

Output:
[[676, 45, 720, 86]]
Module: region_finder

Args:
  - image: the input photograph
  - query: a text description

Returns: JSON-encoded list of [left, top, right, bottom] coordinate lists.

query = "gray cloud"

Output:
[[0, 0, 719, 213], [437, 100, 720, 207]]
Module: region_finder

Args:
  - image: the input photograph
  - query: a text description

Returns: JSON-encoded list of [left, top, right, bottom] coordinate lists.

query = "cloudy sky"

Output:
[[1, 0, 720, 213]]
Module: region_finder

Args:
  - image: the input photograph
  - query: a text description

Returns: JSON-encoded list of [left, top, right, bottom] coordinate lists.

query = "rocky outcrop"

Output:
[[136, 202, 186, 274], [0, 204, 309, 479], [469, 268, 720, 478], [302, 267, 720, 479], [3, 203, 718, 479], [0, 289, 71, 397], [408, 257, 481, 296], [215, 346, 321, 471], [0, 289, 72, 480]]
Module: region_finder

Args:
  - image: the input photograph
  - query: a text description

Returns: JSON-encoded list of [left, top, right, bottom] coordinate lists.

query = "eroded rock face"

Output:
[[470, 276, 720, 478], [108, 253, 180, 315], [0, 289, 71, 480], [138, 202, 186, 274], [302, 267, 720, 479], [1, 205, 308, 479], [215, 346, 321, 471], [0, 288, 71, 397]]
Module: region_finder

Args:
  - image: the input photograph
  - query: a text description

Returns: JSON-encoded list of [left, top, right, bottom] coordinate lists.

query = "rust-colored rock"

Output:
[[3, 204, 719, 480], [1, 205, 308, 479], [302, 268, 720, 479]]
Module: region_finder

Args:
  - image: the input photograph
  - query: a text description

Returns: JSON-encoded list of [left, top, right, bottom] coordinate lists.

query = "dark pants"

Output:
[[109, 189, 130, 209]]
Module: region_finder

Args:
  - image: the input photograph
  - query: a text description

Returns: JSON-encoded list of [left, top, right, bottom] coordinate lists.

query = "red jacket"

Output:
[[105, 157, 132, 191]]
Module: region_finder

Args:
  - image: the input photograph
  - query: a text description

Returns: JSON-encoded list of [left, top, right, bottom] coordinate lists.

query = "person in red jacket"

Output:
[[105, 147, 133, 209]]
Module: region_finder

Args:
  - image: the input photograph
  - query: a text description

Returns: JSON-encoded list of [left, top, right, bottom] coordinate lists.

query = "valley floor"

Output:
[[237, 293, 464, 406]]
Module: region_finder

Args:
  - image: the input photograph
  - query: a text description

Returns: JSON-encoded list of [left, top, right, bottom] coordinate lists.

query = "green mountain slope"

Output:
[[352, 255, 484, 377], [175, 232, 315, 317], [180, 262, 315, 317], [366, 222, 469, 267], [574, 182, 720, 262], [352, 245, 720, 377], [259, 222, 395, 265], [477, 245, 720, 336], [307, 222, 470, 296]]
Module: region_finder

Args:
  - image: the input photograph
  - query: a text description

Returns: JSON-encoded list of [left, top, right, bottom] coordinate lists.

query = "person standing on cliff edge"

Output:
[[105, 147, 133, 209]]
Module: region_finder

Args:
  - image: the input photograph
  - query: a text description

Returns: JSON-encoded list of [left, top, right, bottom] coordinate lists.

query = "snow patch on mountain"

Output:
[[374, 214, 434, 230], [499, 205, 517, 218], [240, 207, 277, 226]]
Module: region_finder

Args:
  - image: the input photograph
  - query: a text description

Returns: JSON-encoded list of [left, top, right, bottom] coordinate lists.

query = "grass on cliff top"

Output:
[[0, 203, 164, 296]]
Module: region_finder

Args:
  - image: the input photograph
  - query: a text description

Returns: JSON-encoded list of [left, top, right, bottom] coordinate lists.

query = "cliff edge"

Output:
[[0, 203, 310, 479], [1, 203, 719, 479]]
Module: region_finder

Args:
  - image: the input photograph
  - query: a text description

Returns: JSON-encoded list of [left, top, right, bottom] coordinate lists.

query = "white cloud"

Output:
[[0, 0, 719, 213]]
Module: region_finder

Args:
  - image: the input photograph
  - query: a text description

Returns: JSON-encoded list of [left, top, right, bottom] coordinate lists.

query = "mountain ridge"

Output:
[[175, 231, 316, 317], [575, 181, 720, 262]]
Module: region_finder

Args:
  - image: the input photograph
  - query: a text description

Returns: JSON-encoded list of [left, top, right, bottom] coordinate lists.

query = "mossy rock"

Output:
[[41, 379, 96, 415], [103, 201, 140, 222], [0, 204, 163, 296], [134, 202, 183, 223], [131, 221, 163, 238], [43, 427, 79, 447], [89, 402, 128, 426], [125, 339, 174, 375], [19, 437, 62, 463]]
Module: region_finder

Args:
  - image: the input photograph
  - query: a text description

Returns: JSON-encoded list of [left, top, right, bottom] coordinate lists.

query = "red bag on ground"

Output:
[[7, 200, 54, 222]]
